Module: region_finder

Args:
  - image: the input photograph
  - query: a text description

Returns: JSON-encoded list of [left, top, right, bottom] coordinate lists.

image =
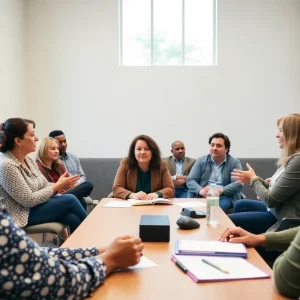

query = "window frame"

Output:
[[119, 0, 217, 66]]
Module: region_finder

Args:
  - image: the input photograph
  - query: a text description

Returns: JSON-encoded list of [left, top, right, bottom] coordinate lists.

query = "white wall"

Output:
[[23, 0, 300, 158], [0, 0, 24, 120]]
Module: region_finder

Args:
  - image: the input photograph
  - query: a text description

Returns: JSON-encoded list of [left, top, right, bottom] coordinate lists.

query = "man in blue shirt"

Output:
[[49, 130, 94, 210], [186, 133, 243, 212], [164, 141, 195, 198]]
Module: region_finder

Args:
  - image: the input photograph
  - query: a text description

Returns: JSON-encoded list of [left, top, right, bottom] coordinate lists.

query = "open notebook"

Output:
[[128, 198, 172, 206], [171, 255, 270, 282], [175, 240, 247, 258]]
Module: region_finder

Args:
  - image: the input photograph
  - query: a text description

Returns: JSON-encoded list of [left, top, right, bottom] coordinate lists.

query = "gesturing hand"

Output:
[[231, 163, 257, 184], [57, 172, 80, 190], [219, 227, 266, 247], [100, 235, 144, 274]]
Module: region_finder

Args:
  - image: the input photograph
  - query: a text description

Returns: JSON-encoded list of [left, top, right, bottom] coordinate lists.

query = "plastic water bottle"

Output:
[[206, 183, 220, 225]]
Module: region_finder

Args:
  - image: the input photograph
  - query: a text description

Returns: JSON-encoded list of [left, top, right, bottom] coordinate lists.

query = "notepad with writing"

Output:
[[175, 240, 247, 258], [128, 198, 172, 206], [171, 255, 270, 282]]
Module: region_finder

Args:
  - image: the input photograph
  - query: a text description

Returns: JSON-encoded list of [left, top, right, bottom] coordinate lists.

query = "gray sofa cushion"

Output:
[[80, 157, 278, 201], [80, 158, 121, 200], [238, 158, 277, 199]]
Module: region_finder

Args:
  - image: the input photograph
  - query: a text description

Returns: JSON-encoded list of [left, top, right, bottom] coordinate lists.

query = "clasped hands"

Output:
[[199, 186, 223, 198], [130, 191, 159, 200], [174, 178, 186, 187]]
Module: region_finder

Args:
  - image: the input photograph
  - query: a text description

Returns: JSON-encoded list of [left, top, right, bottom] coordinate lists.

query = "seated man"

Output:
[[164, 141, 195, 198], [49, 130, 94, 210], [186, 133, 243, 212]]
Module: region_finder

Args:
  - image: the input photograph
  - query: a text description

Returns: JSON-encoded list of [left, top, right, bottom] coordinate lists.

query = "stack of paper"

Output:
[[171, 254, 270, 282], [175, 240, 248, 258]]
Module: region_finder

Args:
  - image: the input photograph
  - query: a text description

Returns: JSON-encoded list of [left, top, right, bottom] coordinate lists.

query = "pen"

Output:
[[175, 260, 188, 273], [201, 258, 229, 274]]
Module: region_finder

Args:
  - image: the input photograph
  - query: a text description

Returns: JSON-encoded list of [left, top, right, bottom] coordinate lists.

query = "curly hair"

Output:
[[126, 135, 162, 170]]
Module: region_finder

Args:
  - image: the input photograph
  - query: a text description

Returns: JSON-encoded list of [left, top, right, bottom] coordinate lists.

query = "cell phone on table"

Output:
[[182, 208, 206, 218]]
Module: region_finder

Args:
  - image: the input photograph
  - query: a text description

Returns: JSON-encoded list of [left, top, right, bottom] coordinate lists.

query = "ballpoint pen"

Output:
[[201, 258, 229, 274], [175, 260, 188, 273]]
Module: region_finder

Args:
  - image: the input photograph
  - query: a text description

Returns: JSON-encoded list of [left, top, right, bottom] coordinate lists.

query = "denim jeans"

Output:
[[64, 181, 94, 210], [27, 194, 87, 233], [228, 200, 277, 234], [174, 188, 188, 198], [191, 194, 232, 212]]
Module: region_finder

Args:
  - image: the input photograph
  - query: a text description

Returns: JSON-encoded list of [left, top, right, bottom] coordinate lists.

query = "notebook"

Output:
[[171, 254, 270, 282], [128, 198, 172, 206], [175, 240, 247, 258]]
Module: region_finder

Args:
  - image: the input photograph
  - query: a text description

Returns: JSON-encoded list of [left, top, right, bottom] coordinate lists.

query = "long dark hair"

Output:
[[126, 135, 162, 170], [0, 118, 35, 153]]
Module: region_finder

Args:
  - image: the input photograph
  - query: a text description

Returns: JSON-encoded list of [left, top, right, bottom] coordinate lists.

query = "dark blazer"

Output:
[[163, 156, 196, 177], [112, 159, 174, 199]]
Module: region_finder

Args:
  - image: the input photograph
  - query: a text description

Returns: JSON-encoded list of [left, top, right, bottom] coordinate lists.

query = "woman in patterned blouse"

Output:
[[0, 206, 144, 299], [0, 118, 87, 233]]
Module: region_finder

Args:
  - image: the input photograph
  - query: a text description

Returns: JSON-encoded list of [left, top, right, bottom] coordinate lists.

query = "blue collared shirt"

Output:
[[59, 152, 86, 184], [171, 156, 185, 180], [207, 157, 227, 188]]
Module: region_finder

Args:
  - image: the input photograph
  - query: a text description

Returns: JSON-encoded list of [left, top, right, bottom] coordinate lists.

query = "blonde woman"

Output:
[[229, 113, 300, 232], [36, 137, 86, 209], [228, 113, 300, 261], [36, 137, 68, 191]]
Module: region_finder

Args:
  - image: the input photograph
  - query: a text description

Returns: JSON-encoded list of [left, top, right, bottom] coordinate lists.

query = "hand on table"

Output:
[[99, 235, 144, 274], [219, 227, 266, 247], [145, 193, 159, 200], [130, 191, 147, 200]]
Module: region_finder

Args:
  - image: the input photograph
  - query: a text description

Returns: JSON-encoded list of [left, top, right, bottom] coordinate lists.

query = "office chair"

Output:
[[24, 222, 66, 246]]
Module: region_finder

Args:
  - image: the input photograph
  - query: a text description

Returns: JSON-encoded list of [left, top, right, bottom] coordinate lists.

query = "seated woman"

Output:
[[113, 135, 174, 200], [36, 137, 86, 209], [0, 205, 144, 299], [0, 118, 87, 234], [219, 226, 300, 298], [228, 113, 300, 234]]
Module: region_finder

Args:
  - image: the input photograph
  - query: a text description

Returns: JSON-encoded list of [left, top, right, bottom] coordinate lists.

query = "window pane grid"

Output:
[[120, 0, 216, 66]]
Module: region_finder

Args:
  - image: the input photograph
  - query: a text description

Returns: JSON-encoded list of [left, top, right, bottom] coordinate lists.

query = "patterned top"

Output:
[[60, 152, 87, 185], [0, 208, 106, 299], [0, 151, 53, 227]]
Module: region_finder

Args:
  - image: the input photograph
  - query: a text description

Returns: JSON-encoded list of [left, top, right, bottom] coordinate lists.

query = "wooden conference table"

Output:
[[63, 198, 289, 300]]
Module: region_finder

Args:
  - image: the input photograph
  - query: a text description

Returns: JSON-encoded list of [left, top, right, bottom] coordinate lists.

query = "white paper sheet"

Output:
[[128, 256, 158, 270], [114, 256, 157, 273], [173, 255, 269, 282], [174, 201, 206, 208], [102, 200, 132, 208]]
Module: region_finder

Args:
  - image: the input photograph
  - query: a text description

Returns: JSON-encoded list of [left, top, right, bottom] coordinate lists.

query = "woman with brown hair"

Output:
[[0, 118, 87, 234], [113, 135, 174, 200]]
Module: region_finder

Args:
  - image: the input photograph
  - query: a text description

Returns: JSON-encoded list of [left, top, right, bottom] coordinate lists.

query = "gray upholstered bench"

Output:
[[80, 157, 278, 201]]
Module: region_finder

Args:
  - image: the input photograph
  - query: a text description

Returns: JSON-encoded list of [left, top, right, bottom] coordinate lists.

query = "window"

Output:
[[119, 0, 217, 66]]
